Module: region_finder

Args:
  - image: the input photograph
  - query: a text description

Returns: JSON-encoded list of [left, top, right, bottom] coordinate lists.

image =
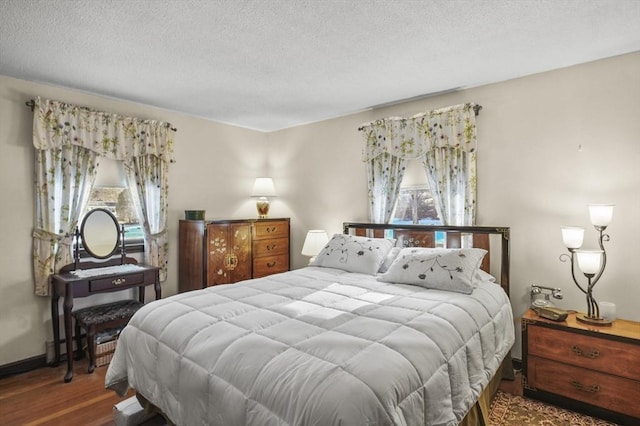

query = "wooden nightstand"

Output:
[[522, 309, 640, 425]]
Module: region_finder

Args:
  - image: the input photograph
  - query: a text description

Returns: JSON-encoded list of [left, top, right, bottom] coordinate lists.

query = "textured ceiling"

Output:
[[1, 0, 639, 131]]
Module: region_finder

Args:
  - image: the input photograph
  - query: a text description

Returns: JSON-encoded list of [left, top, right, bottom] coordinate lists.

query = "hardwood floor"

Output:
[[498, 369, 524, 397], [0, 360, 524, 426], [0, 359, 134, 426]]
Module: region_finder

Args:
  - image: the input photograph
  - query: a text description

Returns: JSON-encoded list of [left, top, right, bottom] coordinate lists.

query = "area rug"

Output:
[[140, 390, 618, 426], [488, 390, 618, 426]]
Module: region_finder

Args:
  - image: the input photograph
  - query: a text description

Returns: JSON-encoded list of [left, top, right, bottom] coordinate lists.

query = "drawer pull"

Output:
[[571, 380, 600, 393], [572, 345, 600, 359], [267, 244, 276, 251], [112, 278, 126, 286], [266, 261, 276, 268], [266, 226, 277, 233]]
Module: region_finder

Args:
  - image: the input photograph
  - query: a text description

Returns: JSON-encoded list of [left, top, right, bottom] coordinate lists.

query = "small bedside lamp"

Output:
[[302, 230, 329, 264], [251, 178, 276, 219]]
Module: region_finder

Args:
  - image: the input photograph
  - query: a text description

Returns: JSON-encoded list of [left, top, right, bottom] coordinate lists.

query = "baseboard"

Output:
[[512, 357, 522, 371], [0, 336, 78, 379], [0, 354, 48, 379]]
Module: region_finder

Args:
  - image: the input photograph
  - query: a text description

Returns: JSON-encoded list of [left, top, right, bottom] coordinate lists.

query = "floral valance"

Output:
[[360, 103, 478, 161], [32, 97, 175, 163]]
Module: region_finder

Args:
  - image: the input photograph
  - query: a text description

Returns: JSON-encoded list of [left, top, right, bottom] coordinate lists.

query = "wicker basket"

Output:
[[91, 338, 118, 367]]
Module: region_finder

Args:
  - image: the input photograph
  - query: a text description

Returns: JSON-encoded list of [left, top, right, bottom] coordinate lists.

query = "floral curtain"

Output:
[[420, 104, 478, 225], [366, 153, 408, 223], [360, 103, 478, 225], [32, 97, 175, 296], [124, 155, 170, 282], [33, 145, 98, 296]]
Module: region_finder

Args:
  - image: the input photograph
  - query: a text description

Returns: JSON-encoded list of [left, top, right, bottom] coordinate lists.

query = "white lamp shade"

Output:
[[561, 227, 584, 249], [302, 230, 329, 257], [251, 178, 276, 197], [588, 204, 614, 227], [575, 250, 603, 275]]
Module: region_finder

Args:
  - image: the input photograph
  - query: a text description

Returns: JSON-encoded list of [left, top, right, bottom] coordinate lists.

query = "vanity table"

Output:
[[51, 261, 160, 382], [50, 208, 161, 382]]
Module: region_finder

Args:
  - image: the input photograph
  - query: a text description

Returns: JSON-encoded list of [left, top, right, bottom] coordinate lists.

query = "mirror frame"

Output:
[[80, 208, 121, 259]]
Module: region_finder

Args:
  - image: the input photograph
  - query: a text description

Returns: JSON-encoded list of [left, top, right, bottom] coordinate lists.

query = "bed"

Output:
[[106, 223, 514, 426]]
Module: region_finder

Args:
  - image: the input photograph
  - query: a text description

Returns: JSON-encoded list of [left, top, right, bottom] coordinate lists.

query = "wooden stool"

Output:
[[72, 300, 143, 373]]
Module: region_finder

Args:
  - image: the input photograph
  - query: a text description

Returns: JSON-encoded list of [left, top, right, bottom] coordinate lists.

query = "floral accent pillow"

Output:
[[377, 247, 488, 294], [311, 234, 395, 275]]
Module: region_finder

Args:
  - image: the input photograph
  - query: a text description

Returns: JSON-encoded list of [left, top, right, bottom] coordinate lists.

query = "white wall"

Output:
[[1, 52, 638, 366]]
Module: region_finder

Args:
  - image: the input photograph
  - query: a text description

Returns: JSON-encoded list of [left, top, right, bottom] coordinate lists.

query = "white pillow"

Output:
[[311, 234, 395, 275], [475, 268, 496, 284], [378, 247, 401, 274], [377, 247, 488, 294]]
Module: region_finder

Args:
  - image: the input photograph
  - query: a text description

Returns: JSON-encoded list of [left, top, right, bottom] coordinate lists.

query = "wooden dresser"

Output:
[[179, 218, 290, 292], [522, 309, 640, 425]]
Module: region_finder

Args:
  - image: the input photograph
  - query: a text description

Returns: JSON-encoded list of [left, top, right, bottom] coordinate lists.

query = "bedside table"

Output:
[[522, 309, 640, 425]]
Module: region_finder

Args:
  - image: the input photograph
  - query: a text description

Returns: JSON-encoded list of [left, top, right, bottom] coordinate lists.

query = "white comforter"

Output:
[[106, 267, 514, 426]]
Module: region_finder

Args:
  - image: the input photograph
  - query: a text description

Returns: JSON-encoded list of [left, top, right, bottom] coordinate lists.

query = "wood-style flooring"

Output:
[[0, 359, 524, 425], [0, 359, 134, 426]]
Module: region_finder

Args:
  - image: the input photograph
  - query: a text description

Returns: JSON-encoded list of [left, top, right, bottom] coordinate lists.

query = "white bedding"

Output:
[[106, 266, 514, 426]]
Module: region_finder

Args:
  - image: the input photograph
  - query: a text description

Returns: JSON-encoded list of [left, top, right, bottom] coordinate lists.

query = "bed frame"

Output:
[[343, 222, 510, 295]]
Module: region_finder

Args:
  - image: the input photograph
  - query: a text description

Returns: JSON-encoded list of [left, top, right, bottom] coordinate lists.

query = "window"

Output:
[[78, 158, 144, 256], [391, 186, 440, 225], [390, 161, 444, 246], [390, 160, 441, 226], [83, 186, 142, 242]]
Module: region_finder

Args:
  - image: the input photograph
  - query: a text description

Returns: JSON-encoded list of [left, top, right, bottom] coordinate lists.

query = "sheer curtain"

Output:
[[360, 103, 478, 226], [32, 97, 175, 296]]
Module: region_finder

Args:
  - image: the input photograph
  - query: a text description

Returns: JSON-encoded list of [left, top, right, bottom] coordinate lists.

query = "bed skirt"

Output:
[[459, 352, 513, 426]]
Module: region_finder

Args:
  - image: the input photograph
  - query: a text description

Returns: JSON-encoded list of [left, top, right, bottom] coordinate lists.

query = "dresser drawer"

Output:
[[253, 237, 289, 258], [528, 325, 640, 381], [89, 273, 145, 292], [528, 355, 640, 418], [253, 254, 289, 278], [253, 220, 289, 240]]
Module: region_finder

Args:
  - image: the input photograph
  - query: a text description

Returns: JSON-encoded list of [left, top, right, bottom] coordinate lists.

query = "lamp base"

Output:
[[256, 198, 269, 219], [576, 313, 613, 327]]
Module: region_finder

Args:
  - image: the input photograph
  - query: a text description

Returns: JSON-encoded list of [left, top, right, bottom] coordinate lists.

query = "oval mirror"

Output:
[[80, 208, 121, 259]]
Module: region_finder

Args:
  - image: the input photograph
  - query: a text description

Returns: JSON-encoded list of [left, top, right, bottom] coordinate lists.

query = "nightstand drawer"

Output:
[[253, 238, 289, 258], [528, 355, 640, 418], [528, 325, 640, 381], [253, 254, 289, 278]]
